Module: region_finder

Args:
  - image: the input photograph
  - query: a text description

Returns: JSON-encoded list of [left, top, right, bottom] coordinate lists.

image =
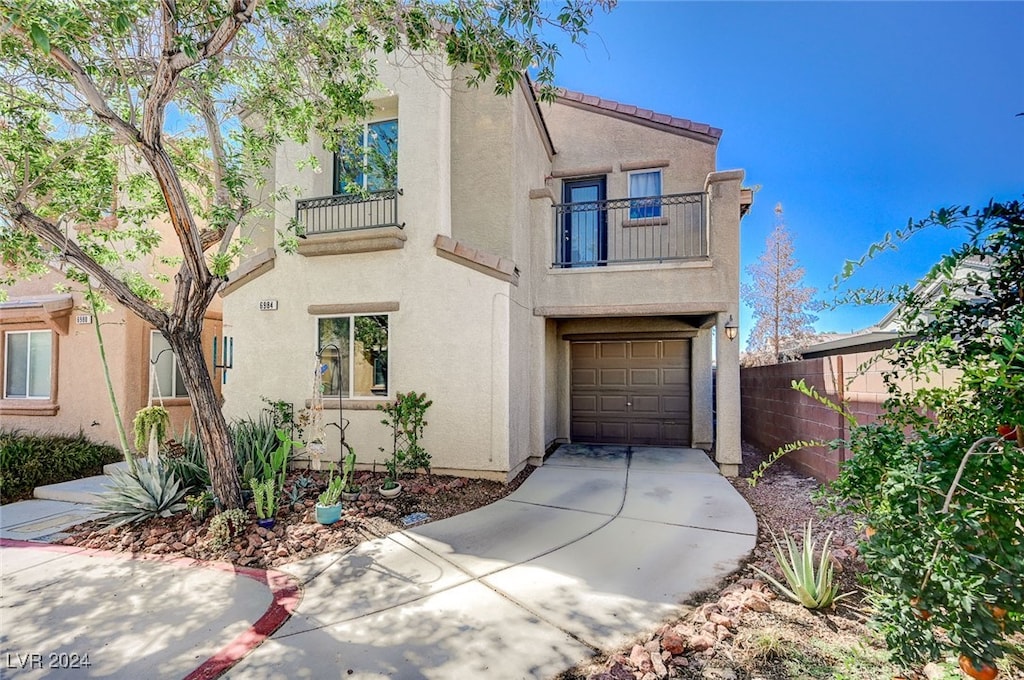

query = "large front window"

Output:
[[318, 315, 389, 398], [4, 330, 51, 398], [334, 119, 398, 195], [150, 331, 188, 399]]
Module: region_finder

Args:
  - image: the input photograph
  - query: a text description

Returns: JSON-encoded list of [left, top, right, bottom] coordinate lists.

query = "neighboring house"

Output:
[[0, 218, 223, 446], [221, 58, 752, 480]]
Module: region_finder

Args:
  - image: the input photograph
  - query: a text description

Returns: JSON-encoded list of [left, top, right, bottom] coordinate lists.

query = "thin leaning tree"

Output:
[[0, 0, 611, 508]]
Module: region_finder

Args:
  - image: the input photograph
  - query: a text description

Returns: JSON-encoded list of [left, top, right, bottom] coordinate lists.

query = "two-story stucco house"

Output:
[[221, 56, 752, 480], [0, 215, 224, 445]]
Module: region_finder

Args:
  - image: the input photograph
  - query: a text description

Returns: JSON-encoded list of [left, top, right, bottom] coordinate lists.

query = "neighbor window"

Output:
[[4, 330, 52, 399], [317, 315, 389, 398], [628, 170, 663, 219], [150, 331, 188, 399], [334, 119, 398, 195]]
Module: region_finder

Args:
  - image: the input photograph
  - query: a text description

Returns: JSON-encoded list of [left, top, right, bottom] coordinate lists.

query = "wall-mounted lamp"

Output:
[[724, 315, 739, 341]]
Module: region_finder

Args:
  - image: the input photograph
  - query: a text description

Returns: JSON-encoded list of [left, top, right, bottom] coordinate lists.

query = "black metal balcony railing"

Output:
[[295, 188, 402, 236], [552, 191, 707, 267]]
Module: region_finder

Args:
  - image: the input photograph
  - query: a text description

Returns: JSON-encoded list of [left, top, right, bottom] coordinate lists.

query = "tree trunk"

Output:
[[167, 327, 242, 509]]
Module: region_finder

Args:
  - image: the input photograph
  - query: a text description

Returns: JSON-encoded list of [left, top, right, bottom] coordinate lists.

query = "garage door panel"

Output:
[[572, 343, 598, 360], [662, 395, 689, 412], [600, 342, 628, 359], [599, 395, 628, 412], [571, 338, 691, 446], [599, 368, 627, 386], [662, 368, 690, 385], [599, 422, 628, 441], [572, 395, 598, 413], [630, 368, 660, 386], [629, 341, 660, 359], [572, 368, 597, 386], [631, 395, 661, 413], [571, 420, 599, 440]]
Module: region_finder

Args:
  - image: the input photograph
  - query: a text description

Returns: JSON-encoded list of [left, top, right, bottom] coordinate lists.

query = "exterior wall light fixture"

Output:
[[724, 315, 739, 341]]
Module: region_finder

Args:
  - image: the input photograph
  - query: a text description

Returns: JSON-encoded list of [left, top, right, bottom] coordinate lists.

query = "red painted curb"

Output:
[[0, 538, 303, 679]]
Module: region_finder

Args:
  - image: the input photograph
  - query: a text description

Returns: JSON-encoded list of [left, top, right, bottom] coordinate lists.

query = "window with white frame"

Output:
[[628, 169, 663, 219], [150, 331, 188, 398], [4, 330, 52, 399], [334, 119, 398, 195], [317, 315, 389, 398]]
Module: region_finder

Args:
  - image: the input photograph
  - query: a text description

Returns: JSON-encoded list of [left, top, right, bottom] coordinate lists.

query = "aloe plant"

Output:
[[96, 461, 187, 528], [753, 520, 850, 609]]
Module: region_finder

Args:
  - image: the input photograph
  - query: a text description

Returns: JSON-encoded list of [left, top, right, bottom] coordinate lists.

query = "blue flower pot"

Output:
[[315, 503, 343, 525], [257, 517, 276, 530]]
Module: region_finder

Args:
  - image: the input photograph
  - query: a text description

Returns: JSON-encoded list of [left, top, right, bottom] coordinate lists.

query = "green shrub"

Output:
[[0, 429, 124, 503], [162, 425, 210, 493], [94, 461, 187, 527], [208, 508, 248, 548]]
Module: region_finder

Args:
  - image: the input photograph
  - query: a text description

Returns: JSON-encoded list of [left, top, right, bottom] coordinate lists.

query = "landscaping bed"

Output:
[[60, 466, 533, 570]]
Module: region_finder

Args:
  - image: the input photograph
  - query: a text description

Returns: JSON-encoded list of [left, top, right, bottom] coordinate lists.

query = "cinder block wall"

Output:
[[739, 351, 912, 482]]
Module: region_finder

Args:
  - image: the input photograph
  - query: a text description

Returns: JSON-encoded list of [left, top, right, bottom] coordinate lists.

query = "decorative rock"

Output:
[[701, 668, 736, 680], [628, 644, 652, 672], [650, 651, 668, 678], [739, 590, 771, 613], [643, 640, 661, 655], [708, 612, 735, 629], [661, 632, 686, 656], [687, 633, 715, 652], [275, 546, 288, 557], [172, 542, 186, 551], [605, 661, 633, 680]]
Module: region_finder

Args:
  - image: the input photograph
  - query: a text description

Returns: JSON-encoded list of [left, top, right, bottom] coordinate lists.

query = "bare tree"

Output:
[[741, 203, 818, 366]]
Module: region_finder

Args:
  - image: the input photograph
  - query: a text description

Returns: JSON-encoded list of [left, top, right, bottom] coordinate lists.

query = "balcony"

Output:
[[552, 191, 706, 267], [295, 189, 405, 257], [295, 188, 402, 236]]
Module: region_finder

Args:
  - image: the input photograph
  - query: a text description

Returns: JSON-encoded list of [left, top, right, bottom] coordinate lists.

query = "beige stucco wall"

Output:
[[222, 56, 519, 478]]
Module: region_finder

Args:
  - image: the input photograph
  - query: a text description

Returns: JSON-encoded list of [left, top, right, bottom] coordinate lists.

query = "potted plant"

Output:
[[379, 457, 401, 498], [185, 490, 213, 522], [250, 478, 277, 529], [315, 464, 344, 525], [133, 405, 170, 465]]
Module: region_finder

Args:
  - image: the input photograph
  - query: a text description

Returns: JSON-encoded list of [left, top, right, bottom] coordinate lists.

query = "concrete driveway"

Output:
[[0, 445, 755, 679], [229, 445, 756, 679]]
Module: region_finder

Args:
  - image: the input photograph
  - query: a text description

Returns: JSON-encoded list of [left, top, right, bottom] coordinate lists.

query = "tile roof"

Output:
[[553, 87, 722, 141]]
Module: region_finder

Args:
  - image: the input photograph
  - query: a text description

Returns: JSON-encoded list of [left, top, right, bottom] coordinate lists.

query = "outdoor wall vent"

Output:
[[259, 299, 279, 311], [75, 314, 92, 325]]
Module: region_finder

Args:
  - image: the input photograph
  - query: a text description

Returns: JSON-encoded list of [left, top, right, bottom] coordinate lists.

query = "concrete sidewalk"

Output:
[[0, 539, 300, 680], [227, 445, 756, 679]]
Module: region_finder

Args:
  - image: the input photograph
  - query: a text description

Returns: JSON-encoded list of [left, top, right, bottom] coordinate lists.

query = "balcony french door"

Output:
[[561, 178, 607, 266]]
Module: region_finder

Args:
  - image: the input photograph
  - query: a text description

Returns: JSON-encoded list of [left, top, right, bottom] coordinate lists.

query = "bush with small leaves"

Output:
[[208, 509, 249, 548]]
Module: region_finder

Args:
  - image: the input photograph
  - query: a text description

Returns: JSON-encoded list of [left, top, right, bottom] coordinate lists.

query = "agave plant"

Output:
[[96, 461, 187, 528], [753, 520, 850, 609]]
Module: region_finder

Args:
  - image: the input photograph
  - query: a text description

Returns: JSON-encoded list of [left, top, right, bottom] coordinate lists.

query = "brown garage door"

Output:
[[570, 339, 691, 446]]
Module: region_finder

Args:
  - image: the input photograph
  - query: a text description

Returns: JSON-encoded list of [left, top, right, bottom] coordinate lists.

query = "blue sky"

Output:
[[547, 1, 1024, 345]]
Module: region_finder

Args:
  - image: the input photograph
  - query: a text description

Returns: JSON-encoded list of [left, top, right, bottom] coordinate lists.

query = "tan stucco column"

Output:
[[715, 310, 741, 476], [691, 329, 714, 450]]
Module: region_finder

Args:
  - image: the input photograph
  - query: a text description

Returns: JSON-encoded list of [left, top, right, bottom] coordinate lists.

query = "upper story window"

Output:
[[317, 314, 389, 398], [628, 170, 663, 219], [4, 329, 52, 399], [151, 331, 188, 399], [333, 119, 398, 196]]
